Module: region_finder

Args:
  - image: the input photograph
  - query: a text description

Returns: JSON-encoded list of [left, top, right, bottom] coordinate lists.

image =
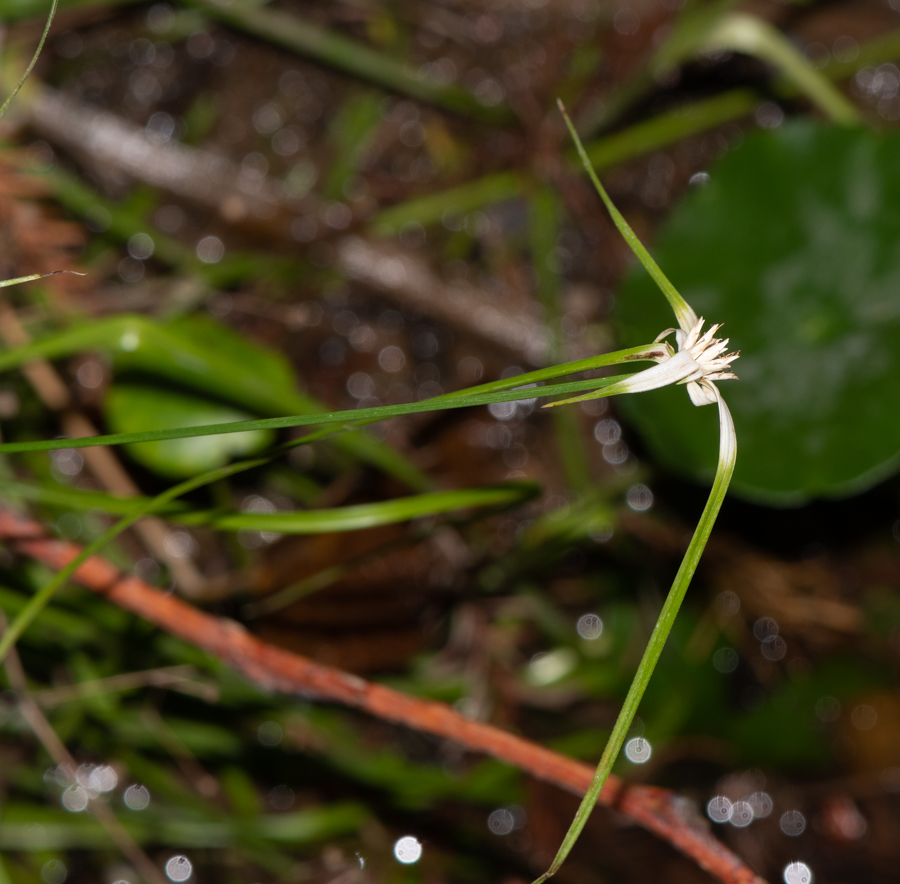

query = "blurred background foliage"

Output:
[[0, 0, 900, 882]]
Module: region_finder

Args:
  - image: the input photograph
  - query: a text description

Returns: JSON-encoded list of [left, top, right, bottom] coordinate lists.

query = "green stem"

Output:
[[0, 343, 665, 454], [535, 391, 736, 882], [0, 0, 57, 121], [559, 101, 697, 332]]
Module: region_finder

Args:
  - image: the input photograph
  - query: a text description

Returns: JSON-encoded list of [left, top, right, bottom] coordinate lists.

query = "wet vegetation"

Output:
[[1, 0, 900, 882]]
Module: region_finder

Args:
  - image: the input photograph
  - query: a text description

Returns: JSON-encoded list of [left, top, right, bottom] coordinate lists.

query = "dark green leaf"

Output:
[[617, 121, 900, 503], [104, 384, 273, 478]]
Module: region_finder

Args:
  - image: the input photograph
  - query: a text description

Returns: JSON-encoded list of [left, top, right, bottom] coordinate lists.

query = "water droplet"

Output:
[[613, 8, 640, 35], [755, 101, 784, 129], [61, 785, 89, 812], [41, 859, 67, 884], [783, 861, 813, 884], [163, 530, 195, 560], [707, 795, 733, 823], [124, 784, 150, 811], [118, 258, 144, 283], [815, 695, 841, 723], [269, 784, 294, 810], [593, 419, 621, 445], [832, 36, 858, 63], [625, 737, 652, 764], [128, 233, 155, 261], [488, 808, 514, 835], [77, 360, 104, 389], [165, 855, 192, 881], [713, 647, 739, 673], [753, 617, 779, 641], [780, 809, 806, 836], [257, 720, 283, 746], [626, 484, 653, 512], [88, 765, 118, 793], [378, 345, 406, 373], [851, 704, 878, 731], [488, 400, 517, 421], [252, 103, 282, 135], [747, 791, 773, 818], [588, 522, 613, 543], [196, 236, 224, 264], [716, 591, 741, 617], [393, 836, 422, 864], [761, 634, 787, 661], [602, 442, 629, 465], [729, 800, 754, 828], [576, 613, 603, 640]]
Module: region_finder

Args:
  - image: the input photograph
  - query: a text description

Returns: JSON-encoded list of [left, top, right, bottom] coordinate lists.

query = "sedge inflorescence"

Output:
[[655, 317, 740, 407]]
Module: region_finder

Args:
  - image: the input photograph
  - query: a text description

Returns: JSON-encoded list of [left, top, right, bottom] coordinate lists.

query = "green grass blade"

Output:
[[370, 171, 526, 237], [368, 92, 757, 237], [4, 480, 538, 533], [178, 0, 513, 124], [0, 313, 430, 490], [0, 0, 57, 121], [0, 339, 664, 454], [0, 372, 634, 453], [702, 13, 860, 125], [558, 101, 697, 332]]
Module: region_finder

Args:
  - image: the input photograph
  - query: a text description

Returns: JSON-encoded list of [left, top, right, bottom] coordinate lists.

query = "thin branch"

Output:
[[0, 504, 767, 884]]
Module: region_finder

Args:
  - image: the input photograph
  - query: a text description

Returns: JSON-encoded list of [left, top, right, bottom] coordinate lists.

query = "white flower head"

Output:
[[545, 317, 738, 410], [654, 317, 740, 407]]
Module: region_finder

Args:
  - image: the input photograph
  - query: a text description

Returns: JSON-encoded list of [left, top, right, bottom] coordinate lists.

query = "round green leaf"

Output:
[[105, 384, 274, 478], [616, 121, 900, 504]]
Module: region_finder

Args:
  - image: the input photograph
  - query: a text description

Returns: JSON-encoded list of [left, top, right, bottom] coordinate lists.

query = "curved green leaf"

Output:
[[105, 385, 273, 478]]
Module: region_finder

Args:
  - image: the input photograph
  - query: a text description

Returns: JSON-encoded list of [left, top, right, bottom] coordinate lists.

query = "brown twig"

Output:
[[0, 504, 767, 884]]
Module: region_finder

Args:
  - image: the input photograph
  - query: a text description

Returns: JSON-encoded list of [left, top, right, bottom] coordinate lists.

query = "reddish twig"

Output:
[[0, 505, 767, 884]]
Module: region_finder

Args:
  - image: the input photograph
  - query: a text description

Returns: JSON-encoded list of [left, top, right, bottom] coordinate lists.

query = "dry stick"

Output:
[[0, 505, 767, 884], [33, 664, 218, 707], [0, 300, 206, 596], [0, 611, 168, 884]]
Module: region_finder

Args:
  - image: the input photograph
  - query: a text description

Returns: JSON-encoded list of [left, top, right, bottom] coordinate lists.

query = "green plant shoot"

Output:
[[529, 103, 740, 883]]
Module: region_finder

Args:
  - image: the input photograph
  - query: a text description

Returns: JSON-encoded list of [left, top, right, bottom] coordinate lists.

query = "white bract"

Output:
[[551, 315, 738, 412]]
